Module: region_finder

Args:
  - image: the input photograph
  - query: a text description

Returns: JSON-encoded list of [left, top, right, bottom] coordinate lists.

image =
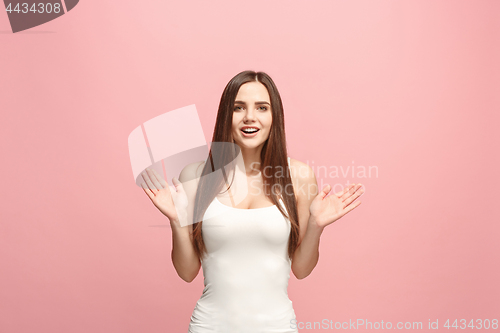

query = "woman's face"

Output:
[[231, 81, 273, 152]]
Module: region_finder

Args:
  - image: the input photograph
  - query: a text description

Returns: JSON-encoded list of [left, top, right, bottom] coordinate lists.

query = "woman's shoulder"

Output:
[[178, 160, 206, 183], [287, 157, 317, 202], [288, 157, 315, 181]]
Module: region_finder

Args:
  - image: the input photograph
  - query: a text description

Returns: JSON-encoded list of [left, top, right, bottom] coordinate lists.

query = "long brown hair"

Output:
[[191, 70, 300, 261]]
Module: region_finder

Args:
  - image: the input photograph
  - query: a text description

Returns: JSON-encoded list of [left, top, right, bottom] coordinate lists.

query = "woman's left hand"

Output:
[[309, 183, 365, 229]]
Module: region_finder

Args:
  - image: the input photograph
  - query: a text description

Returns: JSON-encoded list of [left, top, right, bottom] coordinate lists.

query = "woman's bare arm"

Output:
[[170, 161, 205, 282], [289, 159, 321, 279], [140, 161, 204, 283], [289, 158, 364, 279]]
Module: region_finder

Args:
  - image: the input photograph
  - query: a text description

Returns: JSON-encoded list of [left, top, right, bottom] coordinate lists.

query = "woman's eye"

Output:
[[233, 106, 243, 111], [259, 106, 268, 111]]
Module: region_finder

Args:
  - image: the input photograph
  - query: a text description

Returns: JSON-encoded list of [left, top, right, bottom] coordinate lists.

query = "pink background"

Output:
[[1, 0, 499, 332]]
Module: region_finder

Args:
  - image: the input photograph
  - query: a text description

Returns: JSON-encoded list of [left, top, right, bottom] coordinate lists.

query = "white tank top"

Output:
[[188, 158, 298, 333]]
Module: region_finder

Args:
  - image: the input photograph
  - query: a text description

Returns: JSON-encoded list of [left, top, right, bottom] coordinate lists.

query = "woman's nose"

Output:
[[244, 108, 256, 121]]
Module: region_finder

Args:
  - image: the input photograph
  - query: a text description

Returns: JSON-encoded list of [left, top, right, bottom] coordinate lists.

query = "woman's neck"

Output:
[[240, 146, 264, 176]]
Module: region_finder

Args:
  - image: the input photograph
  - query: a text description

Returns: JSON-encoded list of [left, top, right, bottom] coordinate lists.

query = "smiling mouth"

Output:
[[241, 127, 260, 135]]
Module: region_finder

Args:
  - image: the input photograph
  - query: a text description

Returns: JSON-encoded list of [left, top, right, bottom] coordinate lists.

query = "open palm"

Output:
[[140, 168, 188, 223], [309, 183, 364, 228]]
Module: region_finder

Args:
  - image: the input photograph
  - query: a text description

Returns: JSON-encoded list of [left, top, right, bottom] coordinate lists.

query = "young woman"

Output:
[[140, 70, 364, 332]]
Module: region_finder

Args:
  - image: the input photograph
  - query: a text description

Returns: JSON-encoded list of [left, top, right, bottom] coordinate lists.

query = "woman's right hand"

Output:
[[140, 168, 188, 225]]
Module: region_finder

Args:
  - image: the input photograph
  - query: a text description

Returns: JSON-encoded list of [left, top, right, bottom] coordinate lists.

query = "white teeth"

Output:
[[242, 128, 258, 133]]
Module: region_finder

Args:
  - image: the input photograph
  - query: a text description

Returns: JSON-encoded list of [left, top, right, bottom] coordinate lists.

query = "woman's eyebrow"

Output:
[[234, 100, 270, 105]]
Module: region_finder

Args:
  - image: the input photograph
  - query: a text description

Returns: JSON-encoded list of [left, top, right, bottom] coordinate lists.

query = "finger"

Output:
[[172, 177, 184, 193], [341, 184, 362, 202], [318, 184, 331, 199], [172, 177, 181, 187], [343, 187, 364, 207], [142, 171, 158, 192], [146, 168, 163, 190], [335, 183, 356, 197], [150, 169, 165, 190], [341, 200, 362, 215], [342, 184, 364, 204], [141, 182, 154, 199]]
